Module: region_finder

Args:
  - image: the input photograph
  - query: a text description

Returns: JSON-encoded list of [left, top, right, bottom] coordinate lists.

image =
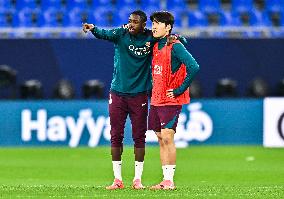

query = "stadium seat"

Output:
[[0, 0, 15, 10], [168, 8, 187, 28], [18, 8, 44, 27], [43, 8, 69, 27], [144, 5, 162, 27], [90, 7, 119, 27], [259, 11, 274, 26], [187, 0, 199, 10], [166, 1, 189, 28], [266, 0, 284, 12], [188, 11, 208, 27], [199, 0, 221, 13], [232, 0, 254, 13], [166, 0, 187, 10], [141, 0, 161, 9], [263, 6, 284, 26], [118, 7, 137, 24], [0, 9, 15, 27], [93, 0, 115, 8], [205, 10, 234, 26], [68, 0, 92, 9], [116, 0, 141, 8], [233, 10, 264, 26], [68, 7, 93, 27], [41, 0, 66, 10], [117, 3, 143, 24], [16, 0, 40, 9]]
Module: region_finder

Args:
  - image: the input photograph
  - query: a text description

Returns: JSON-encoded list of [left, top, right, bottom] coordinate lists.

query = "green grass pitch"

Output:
[[0, 146, 283, 198]]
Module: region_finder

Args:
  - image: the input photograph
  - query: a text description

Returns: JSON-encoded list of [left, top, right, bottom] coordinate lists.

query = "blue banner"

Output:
[[0, 39, 283, 98], [0, 99, 263, 147]]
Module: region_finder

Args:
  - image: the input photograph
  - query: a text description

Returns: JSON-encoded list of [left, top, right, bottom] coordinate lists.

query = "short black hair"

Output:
[[130, 10, 147, 23], [150, 11, 174, 33]]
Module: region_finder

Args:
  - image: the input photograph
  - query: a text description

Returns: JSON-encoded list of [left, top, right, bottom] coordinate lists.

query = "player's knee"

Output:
[[155, 133, 164, 146], [133, 137, 145, 148], [134, 141, 145, 148], [111, 135, 124, 147], [162, 137, 172, 145], [155, 132, 162, 140], [111, 141, 122, 147], [161, 133, 174, 146]]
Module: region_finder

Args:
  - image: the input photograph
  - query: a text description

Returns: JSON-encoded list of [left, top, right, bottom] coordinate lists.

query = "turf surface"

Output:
[[0, 146, 283, 198]]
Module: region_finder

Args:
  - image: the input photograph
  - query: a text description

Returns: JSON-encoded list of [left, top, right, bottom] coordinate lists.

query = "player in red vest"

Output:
[[148, 11, 200, 190]]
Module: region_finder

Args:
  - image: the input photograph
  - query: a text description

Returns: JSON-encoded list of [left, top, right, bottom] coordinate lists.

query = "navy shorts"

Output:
[[109, 92, 148, 148], [148, 105, 182, 132]]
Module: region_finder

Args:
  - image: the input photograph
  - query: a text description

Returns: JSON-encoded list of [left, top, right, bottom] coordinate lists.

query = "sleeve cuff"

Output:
[[90, 26, 96, 33], [173, 89, 181, 97]]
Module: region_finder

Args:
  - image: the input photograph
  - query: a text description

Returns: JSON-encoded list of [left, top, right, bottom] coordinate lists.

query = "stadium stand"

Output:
[[199, 0, 222, 13], [0, 0, 283, 38], [43, 7, 68, 27], [232, 0, 254, 13], [41, 0, 66, 10]]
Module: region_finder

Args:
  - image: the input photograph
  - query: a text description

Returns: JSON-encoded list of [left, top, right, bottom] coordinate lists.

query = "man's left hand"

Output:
[[167, 35, 178, 45]]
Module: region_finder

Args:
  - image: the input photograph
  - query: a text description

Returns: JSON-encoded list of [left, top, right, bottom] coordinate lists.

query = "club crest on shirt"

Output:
[[145, 42, 151, 47], [153, 65, 162, 75]]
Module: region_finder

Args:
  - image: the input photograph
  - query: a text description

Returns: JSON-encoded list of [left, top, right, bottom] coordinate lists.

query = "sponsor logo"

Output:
[[278, 112, 284, 140], [21, 103, 213, 148], [263, 98, 284, 147], [128, 44, 150, 56], [21, 109, 110, 148], [109, 94, 112, 104]]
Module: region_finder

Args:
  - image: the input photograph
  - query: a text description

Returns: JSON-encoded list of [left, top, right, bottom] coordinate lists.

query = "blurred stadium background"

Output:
[[0, 0, 284, 38], [0, 0, 284, 198]]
